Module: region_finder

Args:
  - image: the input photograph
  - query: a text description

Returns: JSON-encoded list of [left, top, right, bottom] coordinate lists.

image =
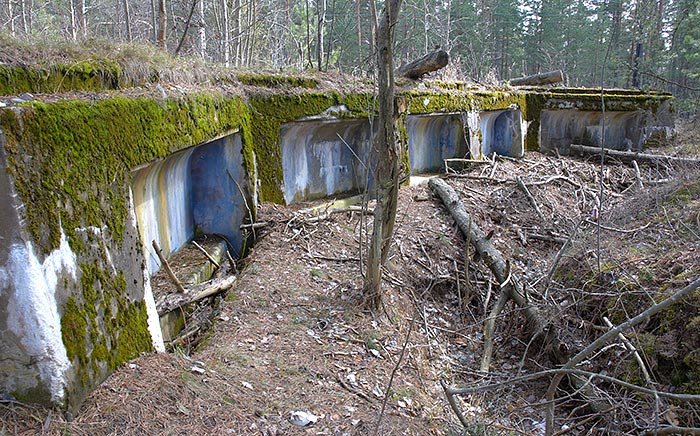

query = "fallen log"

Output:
[[428, 177, 609, 412], [508, 70, 563, 87], [569, 143, 700, 166], [397, 50, 449, 80], [157, 275, 236, 316]]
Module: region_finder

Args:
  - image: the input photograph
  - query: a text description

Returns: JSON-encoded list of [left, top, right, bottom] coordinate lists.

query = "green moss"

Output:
[[247, 91, 370, 202], [236, 72, 318, 89], [1, 93, 248, 254], [0, 59, 123, 95]]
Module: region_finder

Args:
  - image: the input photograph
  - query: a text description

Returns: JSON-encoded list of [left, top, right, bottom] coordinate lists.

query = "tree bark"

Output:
[[157, 276, 237, 315], [158, 0, 167, 49], [123, 0, 132, 42], [198, 0, 206, 59], [396, 49, 449, 79], [316, 0, 326, 70], [176, 0, 199, 55], [363, 0, 403, 310], [222, 0, 230, 66], [508, 69, 564, 86]]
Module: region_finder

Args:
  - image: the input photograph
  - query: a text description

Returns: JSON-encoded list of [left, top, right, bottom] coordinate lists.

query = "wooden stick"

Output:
[[152, 240, 186, 294], [569, 143, 700, 166], [191, 241, 221, 269], [157, 275, 236, 315], [632, 160, 644, 189], [517, 176, 545, 221]]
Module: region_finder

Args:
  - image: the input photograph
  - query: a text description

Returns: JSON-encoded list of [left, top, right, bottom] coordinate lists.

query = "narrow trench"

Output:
[[128, 106, 650, 355]]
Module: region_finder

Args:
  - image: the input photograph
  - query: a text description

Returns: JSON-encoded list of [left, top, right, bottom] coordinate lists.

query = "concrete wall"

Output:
[[280, 119, 371, 204], [407, 114, 469, 173], [0, 139, 71, 405], [477, 109, 525, 158], [0, 86, 675, 410], [131, 132, 250, 274]]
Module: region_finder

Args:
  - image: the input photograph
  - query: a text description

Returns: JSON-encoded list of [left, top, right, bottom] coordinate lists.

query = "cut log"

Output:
[[569, 143, 700, 166], [397, 50, 449, 80], [429, 177, 609, 411], [509, 70, 563, 87], [157, 275, 236, 315]]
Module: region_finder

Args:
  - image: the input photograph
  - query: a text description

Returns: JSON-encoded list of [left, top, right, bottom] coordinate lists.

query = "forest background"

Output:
[[2, 0, 700, 113]]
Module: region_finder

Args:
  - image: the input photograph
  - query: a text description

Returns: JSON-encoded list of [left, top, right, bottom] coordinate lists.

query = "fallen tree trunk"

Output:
[[157, 275, 236, 315], [396, 50, 449, 80], [509, 70, 563, 87], [428, 177, 609, 410], [569, 143, 700, 166]]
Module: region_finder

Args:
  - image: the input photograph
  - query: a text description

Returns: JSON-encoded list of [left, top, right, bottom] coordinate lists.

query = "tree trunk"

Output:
[[363, 0, 403, 310], [7, 0, 14, 37], [508, 70, 563, 86], [80, 0, 87, 37], [233, 0, 241, 65], [69, 0, 77, 41], [355, 0, 362, 66], [396, 49, 449, 79], [123, 0, 132, 42], [158, 0, 167, 49], [222, 0, 230, 67], [316, 0, 326, 70], [20, 0, 28, 35], [176, 0, 199, 55], [198, 0, 206, 59]]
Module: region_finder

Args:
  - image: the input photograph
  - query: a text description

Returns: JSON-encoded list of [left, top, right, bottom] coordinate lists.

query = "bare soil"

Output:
[[2, 133, 700, 435]]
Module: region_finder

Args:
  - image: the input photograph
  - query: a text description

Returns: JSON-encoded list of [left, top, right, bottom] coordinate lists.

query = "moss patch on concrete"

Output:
[[0, 93, 248, 255]]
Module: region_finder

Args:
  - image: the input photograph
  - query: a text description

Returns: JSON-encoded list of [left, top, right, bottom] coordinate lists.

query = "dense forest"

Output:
[[2, 0, 700, 112]]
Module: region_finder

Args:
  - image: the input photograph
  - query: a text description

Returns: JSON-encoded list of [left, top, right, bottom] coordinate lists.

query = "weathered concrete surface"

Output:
[[0, 82, 676, 410], [478, 109, 525, 158], [132, 148, 195, 274], [131, 132, 250, 274], [407, 114, 468, 173], [280, 119, 372, 204], [539, 110, 662, 153], [0, 137, 71, 405]]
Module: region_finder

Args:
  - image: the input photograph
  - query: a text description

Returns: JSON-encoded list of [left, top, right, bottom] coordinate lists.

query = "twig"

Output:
[[632, 160, 644, 189], [444, 367, 700, 401], [643, 426, 700, 436], [374, 311, 417, 435], [337, 374, 375, 404], [584, 219, 650, 234], [240, 222, 269, 230], [517, 176, 545, 221], [528, 233, 568, 244], [444, 174, 509, 183], [191, 241, 221, 269], [226, 250, 237, 274], [545, 219, 584, 296], [152, 240, 186, 294], [544, 277, 700, 436], [227, 169, 255, 241]]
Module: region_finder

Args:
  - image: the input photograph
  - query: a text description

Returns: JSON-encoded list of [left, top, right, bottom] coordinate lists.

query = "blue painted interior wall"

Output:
[[131, 133, 249, 274], [280, 119, 372, 204], [190, 133, 250, 258], [407, 114, 469, 174]]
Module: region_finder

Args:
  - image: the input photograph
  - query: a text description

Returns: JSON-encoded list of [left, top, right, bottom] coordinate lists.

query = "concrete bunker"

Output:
[[476, 108, 525, 159], [131, 131, 251, 275], [280, 118, 372, 205], [407, 113, 469, 174], [538, 109, 658, 154]]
